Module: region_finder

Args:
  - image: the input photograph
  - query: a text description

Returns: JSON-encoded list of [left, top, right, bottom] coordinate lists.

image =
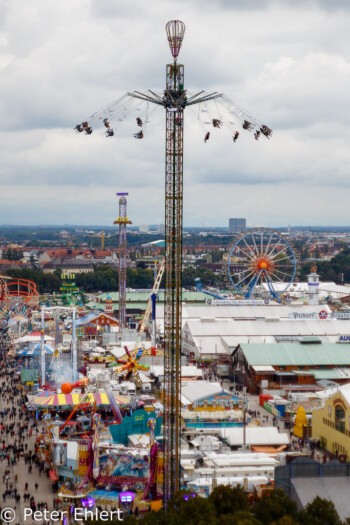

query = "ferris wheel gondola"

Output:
[[227, 229, 296, 301]]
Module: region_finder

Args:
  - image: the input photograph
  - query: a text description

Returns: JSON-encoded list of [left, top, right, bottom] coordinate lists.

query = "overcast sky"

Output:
[[1, 0, 350, 228]]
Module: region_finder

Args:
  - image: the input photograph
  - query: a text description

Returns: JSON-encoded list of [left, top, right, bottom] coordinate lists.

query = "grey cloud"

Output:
[[1, 0, 350, 226], [203, 0, 350, 12]]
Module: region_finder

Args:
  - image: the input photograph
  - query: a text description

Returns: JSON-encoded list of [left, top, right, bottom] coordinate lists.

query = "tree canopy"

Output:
[[85, 487, 348, 525]]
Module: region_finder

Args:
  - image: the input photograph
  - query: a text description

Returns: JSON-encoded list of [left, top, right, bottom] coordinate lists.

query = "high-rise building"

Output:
[[229, 218, 246, 233]]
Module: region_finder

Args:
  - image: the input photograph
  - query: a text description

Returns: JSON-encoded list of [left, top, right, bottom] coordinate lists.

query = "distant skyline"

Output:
[[1, 1, 350, 226], [2, 223, 350, 232]]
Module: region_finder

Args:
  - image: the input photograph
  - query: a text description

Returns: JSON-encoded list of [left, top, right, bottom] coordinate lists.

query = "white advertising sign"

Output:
[[288, 311, 350, 320]]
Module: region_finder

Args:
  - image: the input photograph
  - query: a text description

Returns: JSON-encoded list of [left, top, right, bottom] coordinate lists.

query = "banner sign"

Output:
[[263, 401, 279, 417], [288, 311, 350, 320], [207, 299, 266, 306]]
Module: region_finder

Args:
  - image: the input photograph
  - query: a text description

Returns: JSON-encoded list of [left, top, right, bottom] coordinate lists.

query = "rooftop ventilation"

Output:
[[300, 336, 322, 344]]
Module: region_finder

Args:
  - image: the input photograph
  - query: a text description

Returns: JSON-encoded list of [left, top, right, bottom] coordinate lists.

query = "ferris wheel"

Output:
[[227, 229, 296, 301]]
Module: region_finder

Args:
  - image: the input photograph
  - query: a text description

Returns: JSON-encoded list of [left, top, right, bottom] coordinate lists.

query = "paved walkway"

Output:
[[0, 352, 56, 525]]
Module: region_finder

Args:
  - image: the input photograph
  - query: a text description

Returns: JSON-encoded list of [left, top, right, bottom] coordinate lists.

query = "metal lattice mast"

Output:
[[77, 19, 273, 506], [114, 193, 132, 331], [127, 21, 221, 504], [79, 20, 237, 505], [163, 20, 186, 503]]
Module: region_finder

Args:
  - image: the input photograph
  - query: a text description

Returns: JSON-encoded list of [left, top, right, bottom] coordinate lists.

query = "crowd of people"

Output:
[[0, 350, 55, 524]]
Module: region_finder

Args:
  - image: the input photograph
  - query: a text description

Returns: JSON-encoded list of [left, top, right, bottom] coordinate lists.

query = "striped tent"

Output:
[[30, 392, 129, 408], [17, 344, 54, 357]]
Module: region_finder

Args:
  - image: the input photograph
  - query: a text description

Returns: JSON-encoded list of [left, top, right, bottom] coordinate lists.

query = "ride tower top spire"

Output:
[[166, 20, 186, 62]]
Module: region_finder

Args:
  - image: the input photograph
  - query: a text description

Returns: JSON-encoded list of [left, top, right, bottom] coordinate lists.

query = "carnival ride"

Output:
[[109, 345, 150, 387], [142, 417, 161, 501], [0, 276, 39, 346], [114, 193, 132, 331], [46, 315, 64, 384], [0, 275, 39, 304], [109, 259, 164, 386], [38, 372, 162, 505], [75, 20, 272, 504], [52, 375, 125, 497], [226, 229, 296, 301], [61, 376, 123, 425], [54, 281, 87, 307], [39, 306, 78, 386], [74, 87, 272, 146], [194, 277, 228, 300]]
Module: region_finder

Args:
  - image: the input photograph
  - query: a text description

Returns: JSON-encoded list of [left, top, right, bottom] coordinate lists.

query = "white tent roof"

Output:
[[181, 382, 224, 404], [204, 451, 279, 467], [182, 409, 242, 420], [15, 334, 54, 343], [193, 336, 230, 356], [157, 303, 332, 321], [219, 427, 289, 447], [185, 318, 350, 341], [109, 347, 128, 359], [149, 365, 203, 378]]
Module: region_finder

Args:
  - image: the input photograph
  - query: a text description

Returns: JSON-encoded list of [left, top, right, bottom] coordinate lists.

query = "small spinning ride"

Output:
[[226, 229, 296, 301], [109, 345, 149, 387]]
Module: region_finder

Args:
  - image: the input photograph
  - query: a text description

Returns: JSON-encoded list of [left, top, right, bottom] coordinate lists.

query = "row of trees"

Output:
[[2, 248, 24, 261], [300, 249, 350, 284], [87, 487, 348, 525], [6, 248, 349, 294], [5, 264, 220, 294], [5, 266, 153, 294]]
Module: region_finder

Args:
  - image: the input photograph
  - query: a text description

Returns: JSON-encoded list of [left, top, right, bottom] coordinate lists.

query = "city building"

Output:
[[181, 382, 241, 409], [179, 304, 350, 362], [312, 384, 350, 457], [233, 342, 350, 392], [276, 456, 350, 520], [42, 258, 94, 276], [228, 218, 246, 233]]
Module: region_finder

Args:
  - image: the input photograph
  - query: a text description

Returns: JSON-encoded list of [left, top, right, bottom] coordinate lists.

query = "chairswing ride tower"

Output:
[[77, 19, 272, 505], [129, 21, 222, 502]]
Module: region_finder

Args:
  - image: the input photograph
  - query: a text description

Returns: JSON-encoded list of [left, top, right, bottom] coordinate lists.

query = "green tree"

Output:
[[167, 492, 218, 525], [225, 511, 263, 525], [298, 496, 342, 525], [252, 490, 299, 524], [208, 485, 248, 516], [271, 517, 300, 525], [211, 250, 223, 263]]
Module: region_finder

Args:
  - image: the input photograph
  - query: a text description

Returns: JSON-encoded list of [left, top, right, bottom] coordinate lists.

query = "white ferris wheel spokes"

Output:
[[227, 229, 296, 301]]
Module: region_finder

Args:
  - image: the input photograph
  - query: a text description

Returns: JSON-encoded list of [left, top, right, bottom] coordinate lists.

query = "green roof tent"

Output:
[[86, 291, 208, 311], [236, 342, 350, 367]]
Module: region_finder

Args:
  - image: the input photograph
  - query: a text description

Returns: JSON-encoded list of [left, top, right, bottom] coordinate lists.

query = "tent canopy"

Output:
[[17, 344, 54, 356], [30, 392, 129, 408], [15, 334, 54, 343]]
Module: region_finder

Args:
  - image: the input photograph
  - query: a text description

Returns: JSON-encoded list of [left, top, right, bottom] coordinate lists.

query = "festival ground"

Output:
[[0, 351, 61, 525]]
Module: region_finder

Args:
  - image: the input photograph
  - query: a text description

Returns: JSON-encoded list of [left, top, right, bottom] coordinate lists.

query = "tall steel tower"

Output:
[[163, 20, 186, 502], [114, 193, 132, 331], [128, 21, 221, 504], [77, 19, 272, 505]]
